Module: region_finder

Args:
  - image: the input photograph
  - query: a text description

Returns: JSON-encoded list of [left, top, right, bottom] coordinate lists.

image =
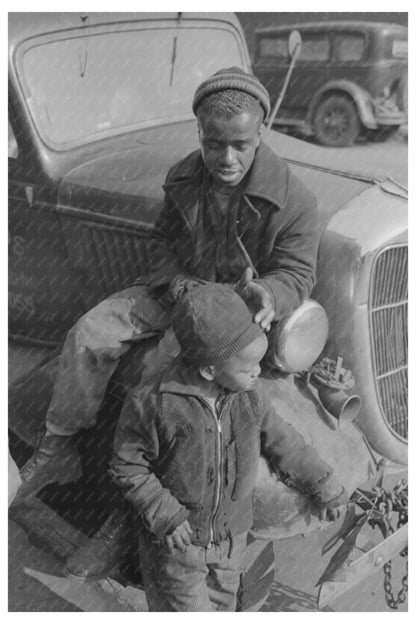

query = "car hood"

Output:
[[58, 123, 199, 225], [266, 129, 408, 188], [59, 121, 406, 227]]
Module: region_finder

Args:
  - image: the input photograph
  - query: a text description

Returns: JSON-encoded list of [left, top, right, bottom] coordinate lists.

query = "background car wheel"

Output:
[[313, 94, 360, 147]]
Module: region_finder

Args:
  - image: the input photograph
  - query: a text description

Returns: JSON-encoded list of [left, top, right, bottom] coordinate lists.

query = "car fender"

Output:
[[307, 80, 377, 129], [313, 185, 408, 465], [251, 375, 375, 540]]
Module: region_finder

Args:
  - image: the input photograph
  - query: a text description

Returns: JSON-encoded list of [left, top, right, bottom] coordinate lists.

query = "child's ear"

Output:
[[199, 365, 216, 381]]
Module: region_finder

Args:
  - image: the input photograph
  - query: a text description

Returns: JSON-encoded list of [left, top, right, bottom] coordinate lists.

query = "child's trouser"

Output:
[[45, 285, 175, 435], [138, 523, 248, 612]]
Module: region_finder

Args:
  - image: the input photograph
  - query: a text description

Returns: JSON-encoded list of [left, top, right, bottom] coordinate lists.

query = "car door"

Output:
[[254, 33, 292, 117], [254, 29, 332, 121], [8, 114, 84, 345], [284, 30, 331, 116]]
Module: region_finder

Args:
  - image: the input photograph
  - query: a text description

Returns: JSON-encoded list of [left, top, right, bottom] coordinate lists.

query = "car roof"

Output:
[[8, 12, 242, 47], [255, 21, 408, 37]]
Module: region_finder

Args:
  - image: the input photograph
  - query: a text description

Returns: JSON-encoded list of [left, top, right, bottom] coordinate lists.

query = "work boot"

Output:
[[12, 432, 82, 505], [64, 508, 131, 581]]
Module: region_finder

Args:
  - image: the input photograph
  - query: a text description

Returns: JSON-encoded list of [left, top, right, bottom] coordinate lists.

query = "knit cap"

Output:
[[171, 282, 264, 367], [192, 67, 271, 120]]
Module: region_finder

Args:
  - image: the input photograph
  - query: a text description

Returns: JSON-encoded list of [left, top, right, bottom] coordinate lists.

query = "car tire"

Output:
[[313, 94, 360, 147]]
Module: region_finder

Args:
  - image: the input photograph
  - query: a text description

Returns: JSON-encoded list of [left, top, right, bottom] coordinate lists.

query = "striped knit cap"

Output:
[[171, 282, 264, 367], [192, 67, 271, 120]]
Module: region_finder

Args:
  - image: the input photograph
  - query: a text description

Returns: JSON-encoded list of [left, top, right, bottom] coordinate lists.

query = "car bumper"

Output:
[[373, 97, 407, 126]]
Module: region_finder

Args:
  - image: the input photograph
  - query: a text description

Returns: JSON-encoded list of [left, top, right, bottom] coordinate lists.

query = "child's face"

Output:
[[213, 333, 268, 392]]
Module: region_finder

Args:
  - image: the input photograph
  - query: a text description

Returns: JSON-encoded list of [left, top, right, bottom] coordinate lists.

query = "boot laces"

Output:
[[20, 435, 72, 480], [94, 512, 126, 545], [21, 445, 48, 476], [104, 519, 126, 545]]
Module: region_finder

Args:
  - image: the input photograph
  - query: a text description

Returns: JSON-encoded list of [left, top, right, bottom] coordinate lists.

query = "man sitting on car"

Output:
[[14, 67, 320, 581]]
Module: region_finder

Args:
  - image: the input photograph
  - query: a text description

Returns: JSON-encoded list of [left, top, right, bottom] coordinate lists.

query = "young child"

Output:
[[110, 282, 347, 612]]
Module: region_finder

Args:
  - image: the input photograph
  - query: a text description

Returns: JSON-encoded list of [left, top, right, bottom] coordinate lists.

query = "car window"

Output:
[[8, 121, 18, 159], [392, 39, 408, 58], [298, 35, 330, 61], [173, 29, 243, 88], [258, 36, 288, 61], [333, 34, 365, 61], [18, 26, 243, 148]]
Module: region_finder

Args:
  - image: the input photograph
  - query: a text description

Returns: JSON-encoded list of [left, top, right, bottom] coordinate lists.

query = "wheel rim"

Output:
[[321, 105, 352, 141]]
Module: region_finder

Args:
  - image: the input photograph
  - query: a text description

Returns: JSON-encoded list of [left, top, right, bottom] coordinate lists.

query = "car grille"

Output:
[[370, 244, 408, 439]]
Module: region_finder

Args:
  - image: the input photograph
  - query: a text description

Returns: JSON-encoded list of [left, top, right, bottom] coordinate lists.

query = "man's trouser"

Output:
[[9, 449, 22, 506], [46, 285, 175, 435], [138, 522, 248, 612]]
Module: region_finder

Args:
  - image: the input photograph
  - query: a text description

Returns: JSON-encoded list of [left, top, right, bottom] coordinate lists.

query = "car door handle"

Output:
[[25, 185, 34, 207]]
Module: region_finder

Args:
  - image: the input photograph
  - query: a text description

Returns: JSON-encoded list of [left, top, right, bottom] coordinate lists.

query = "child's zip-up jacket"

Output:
[[110, 358, 345, 548]]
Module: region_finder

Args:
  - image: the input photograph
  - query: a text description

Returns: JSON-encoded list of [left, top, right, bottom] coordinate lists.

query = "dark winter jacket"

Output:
[[110, 357, 343, 546], [147, 141, 319, 320]]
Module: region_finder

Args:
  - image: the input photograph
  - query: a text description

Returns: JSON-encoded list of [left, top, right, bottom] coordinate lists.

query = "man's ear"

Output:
[[199, 364, 216, 381], [256, 122, 263, 147]]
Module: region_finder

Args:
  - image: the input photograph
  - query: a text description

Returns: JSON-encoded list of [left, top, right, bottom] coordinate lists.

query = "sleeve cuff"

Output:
[[157, 507, 190, 538], [314, 484, 349, 508], [253, 278, 279, 319]]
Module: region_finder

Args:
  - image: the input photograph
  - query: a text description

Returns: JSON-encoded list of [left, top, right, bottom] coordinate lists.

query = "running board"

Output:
[[9, 497, 88, 561], [9, 498, 148, 611], [317, 524, 408, 608]]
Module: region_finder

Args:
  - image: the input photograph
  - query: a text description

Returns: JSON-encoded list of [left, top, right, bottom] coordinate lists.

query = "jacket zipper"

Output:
[[210, 414, 222, 546], [199, 396, 224, 546]]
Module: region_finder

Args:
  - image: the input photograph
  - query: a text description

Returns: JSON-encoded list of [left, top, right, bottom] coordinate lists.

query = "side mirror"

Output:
[[267, 30, 303, 129], [288, 30, 302, 61]]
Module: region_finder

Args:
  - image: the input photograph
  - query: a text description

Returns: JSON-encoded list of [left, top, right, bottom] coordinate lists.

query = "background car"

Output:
[[253, 21, 408, 146]]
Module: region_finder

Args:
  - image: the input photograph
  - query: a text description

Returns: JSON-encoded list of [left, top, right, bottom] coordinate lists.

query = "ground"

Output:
[[8, 513, 408, 612]]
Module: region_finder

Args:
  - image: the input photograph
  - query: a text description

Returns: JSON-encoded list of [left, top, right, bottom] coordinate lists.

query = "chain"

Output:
[[383, 496, 408, 610], [383, 558, 408, 609], [353, 478, 408, 610]]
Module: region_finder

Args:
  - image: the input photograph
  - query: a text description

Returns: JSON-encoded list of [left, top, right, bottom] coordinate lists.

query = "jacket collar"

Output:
[[244, 140, 289, 210], [159, 357, 237, 405], [163, 140, 290, 214], [159, 357, 206, 399]]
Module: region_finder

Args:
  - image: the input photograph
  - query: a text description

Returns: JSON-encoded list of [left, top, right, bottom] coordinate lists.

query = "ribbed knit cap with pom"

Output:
[[171, 281, 264, 367], [192, 67, 271, 120]]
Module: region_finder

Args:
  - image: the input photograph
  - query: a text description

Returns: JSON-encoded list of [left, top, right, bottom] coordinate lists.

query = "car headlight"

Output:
[[266, 299, 329, 373]]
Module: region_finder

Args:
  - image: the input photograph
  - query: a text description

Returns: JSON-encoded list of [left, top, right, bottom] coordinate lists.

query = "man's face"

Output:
[[212, 333, 268, 392], [198, 111, 262, 189]]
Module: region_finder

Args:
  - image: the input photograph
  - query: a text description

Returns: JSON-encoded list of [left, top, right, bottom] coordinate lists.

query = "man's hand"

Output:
[[235, 267, 275, 331], [164, 520, 193, 553]]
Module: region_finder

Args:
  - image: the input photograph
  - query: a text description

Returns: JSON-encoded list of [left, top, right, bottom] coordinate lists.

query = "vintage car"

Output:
[[253, 21, 408, 146], [8, 12, 407, 611]]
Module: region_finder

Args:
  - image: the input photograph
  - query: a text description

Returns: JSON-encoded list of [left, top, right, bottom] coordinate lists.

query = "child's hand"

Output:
[[165, 520, 193, 553], [318, 503, 347, 522], [318, 486, 349, 522]]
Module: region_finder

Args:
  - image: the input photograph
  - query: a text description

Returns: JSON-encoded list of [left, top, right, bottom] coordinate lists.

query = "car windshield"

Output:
[[18, 25, 243, 148]]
